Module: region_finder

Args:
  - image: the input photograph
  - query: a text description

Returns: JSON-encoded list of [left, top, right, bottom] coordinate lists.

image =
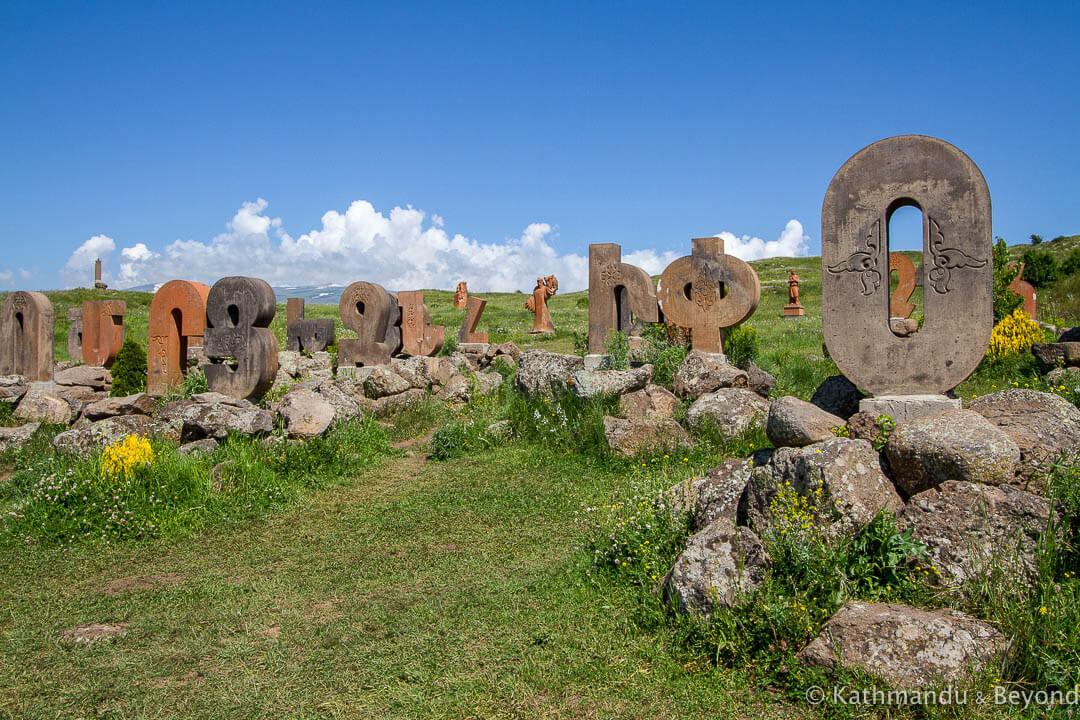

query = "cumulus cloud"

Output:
[[61, 234, 116, 287], [18, 268, 33, 281], [63, 199, 810, 293], [0, 269, 12, 286]]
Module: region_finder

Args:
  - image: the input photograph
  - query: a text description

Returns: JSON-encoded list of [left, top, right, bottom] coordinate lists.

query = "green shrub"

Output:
[[602, 330, 630, 370], [641, 324, 688, 387], [1062, 248, 1080, 277], [437, 334, 458, 357], [575, 295, 589, 309], [1022, 249, 1060, 289], [724, 324, 758, 369], [993, 238, 1023, 323], [109, 338, 147, 397], [429, 420, 487, 461]]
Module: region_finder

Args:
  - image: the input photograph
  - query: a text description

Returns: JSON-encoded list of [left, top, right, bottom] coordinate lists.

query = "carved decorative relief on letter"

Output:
[[587, 244, 659, 354], [204, 277, 279, 400], [147, 280, 210, 395]]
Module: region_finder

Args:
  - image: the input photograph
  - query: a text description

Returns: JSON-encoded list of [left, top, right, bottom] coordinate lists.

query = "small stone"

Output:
[[672, 351, 749, 399], [276, 388, 335, 438], [436, 374, 470, 403], [371, 388, 427, 417], [745, 362, 776, 398], [569, 365, 653, 399], [603, 416, 692, 457], [363, 366, 411, 398], [0, 375, 28, 403], [473, 371, 502, 396], [486, 419, 511, 440], [663, 519, 769, 615], [620, 383, 679, 421], [515, 350, 584, 399], [765, 396, 845, 448], [14, 390, 72, 425], [61, 623, 129, 645], [82, 393, 157, 421], [0, 422, 39, 452], [685, 389, 769, 437], [178, 438, 219, 455], [55, 365, 111, 390], [692, 458, 753, 531], [52, 415, 161, 454]]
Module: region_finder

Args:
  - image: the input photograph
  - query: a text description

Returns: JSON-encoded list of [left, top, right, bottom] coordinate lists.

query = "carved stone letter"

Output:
[[458, 295, 488, 344], [148, 280, 210, 396], [822, 135, 992, 396], [285, 297, 336, 352], [81, 300, 126, 367], [0, 291, 55, 381], [337, 281, 402, 367], [398, 290, 445, 356], [888, 253, 917, 319], [587, 243, 659, 354], [203, 277, 279, 400]]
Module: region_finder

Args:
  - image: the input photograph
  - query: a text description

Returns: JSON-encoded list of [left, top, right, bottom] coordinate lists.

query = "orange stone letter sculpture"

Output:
[[453, 281, 468, 309], [526, 276, 558, 334], [888, 253, 917, 319], [458, 295, 488, 344], [80, 300, 126, 366], [657, 237, 760, 353], [398, 290, 445, 356], [0, 291, 54, 381], [203, 277, 279, 400], [1007, 262, 1037, 319], [147, 280, 210, 396], [337, 281, 402, 367], [587, 243, 658, 354]]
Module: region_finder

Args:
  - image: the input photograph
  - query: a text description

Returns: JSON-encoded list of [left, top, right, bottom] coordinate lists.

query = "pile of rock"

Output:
[[661, 387, 1080, 689]]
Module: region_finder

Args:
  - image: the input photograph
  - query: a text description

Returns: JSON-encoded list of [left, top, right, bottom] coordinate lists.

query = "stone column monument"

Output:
[[822, 135, 992, 421]]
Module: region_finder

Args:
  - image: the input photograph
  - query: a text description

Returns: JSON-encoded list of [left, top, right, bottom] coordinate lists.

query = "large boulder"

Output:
[[692, 458, 753, 531], [14, 390, 72, 425], [569, 364, 652, 399], [1046, 366, 1080, 387], [620, 383, 679, 421], [0, 375, 28, 403], [602, 416, 691, 457], [55, 365, 111, 391], [363, 366, 411, 398], [969, 389, 1080, 485], [52, 415, 161, 454], [82, 393, 157, 421], [276, 388, 335, 438], [473, 371, 503, 396], [673, 351, 748, 399], [663, 519, 769, 615], [745, 362, 776, 398], [900, 480, 1055, 586], [766, 396, 844, 448], [515, 351, 583, 399], [371, 388, 427, 417], [884, 409, 1020, 496], [685, 389, 769, 437], [308, 377, 366, 421], [1031, 342, 1080, 372], [798, 601, 1007, 689], [743, 438, 903, 540], [435, 374, 470, 404], [276, 351, 333, 380], [156, 393, 274, 442], [810, 375, 863, 420], [0, 422, 39, 453]]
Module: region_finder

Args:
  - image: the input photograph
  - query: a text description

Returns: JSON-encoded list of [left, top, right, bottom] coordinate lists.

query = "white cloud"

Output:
[[63, 199, 810, 294], [18, 268, 33, 281], [0, 269, 12, 286], [717, 219, 810, 261], [61, 234, 116, 288]]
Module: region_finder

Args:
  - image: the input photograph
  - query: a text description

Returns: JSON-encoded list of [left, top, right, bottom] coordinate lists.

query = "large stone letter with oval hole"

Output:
[[337, 281, 402, 367], [587, 243, 659, 354], [822, 135, 992, 398], [81, 300, 126, 367], [656, 237, 760, 354], [148, 280, 211, 396], [0, 291, 54, 381], [203, 277, 279, 400]]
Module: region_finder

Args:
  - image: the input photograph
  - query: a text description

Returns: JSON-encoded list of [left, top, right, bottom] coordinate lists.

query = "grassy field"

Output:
[[1, 245, 1078, 719]]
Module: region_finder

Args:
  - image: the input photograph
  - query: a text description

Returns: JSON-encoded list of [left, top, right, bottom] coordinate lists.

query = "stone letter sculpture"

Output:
[[587, 243, 659, 354], [656, 237, 760, 354], [66, 307, 83, 362], [1007, 262, 1037, 319], [822, 135, 992, 397], [398, 290, 445, 356], [203, 276, 279, 400], [888, 253, 917, 319], [526, 275, 558, 334], [285, 297, 336, 352], [453, 281, 468, 309], [337, 281, 402, 367], [458, 295, 488, 344], [81, 300, 126, 366], [783, 270, 804, 318], [0, 291, 55, 381], [148, 280, 210, 395]]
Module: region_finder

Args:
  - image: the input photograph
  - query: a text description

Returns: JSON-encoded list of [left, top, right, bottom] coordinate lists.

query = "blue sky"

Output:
[[1, 1, 1078, 292]]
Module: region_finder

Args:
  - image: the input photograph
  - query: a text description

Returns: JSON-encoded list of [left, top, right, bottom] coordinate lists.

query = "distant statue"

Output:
[[1007, 262, 1037, 319], [526, 275, 558, 334], [94, 259, 108, 290], [783, 270, 804, 318], [453, 281, 468, 309]]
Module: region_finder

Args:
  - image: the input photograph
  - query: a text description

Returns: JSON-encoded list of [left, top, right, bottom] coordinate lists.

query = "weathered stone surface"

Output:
[[371, 388, 426, 417], [846, 410, 884, 443], [436, 374, 470, 403], [1046, 366, 1080, 386], [766, 396, 844, 448], [526, 276, 558, 334], [888, 317, 920, 336], [486, 419, 511, 440], [569, 364, 653, 399], [285, 299, 335, 352], [603, 416, 691, 457], [156, 395, 273, 442], [82, 393, 157, 420], [685, 389, 769, 437], [276, 388, 335, 438], [66, 307, 83, 362], [147, 280, 210, 395], [277, 351, 333, 380], [661, 474, 708, 519], [515, 350, 583, 398], [885, 409, 1019, 496], [859, 394, 960, 423], [743, 439, 902, 539], [390, 355, 433, 389], [61, 623, 129, 645], [823, 135, 993, 396], [482, 341, 521, 365], [901, 480, 1056, 585], [0, 422, 39, 452], [398, 290, 445, 356], [0, 375, 29, 403], [55, 365, 111, 390], [473, 371, 502, 396], [1031, 342, 1080, 372], [80, 300, 126, 367], [203, 276, 279, 400], [798, 601, 1007, 689], [969, 389, 1080, 483], [337, 281, 402, 368], [810, 375, 863, 420], [14, 390, 71, 425], [673, 350, 749, 399], [692, 458, 753, 531], [620, 383, 679, 421], [587, 243, 658, 354], [745, 362, 776, 398], [663, 519, 769, 615], [656, 237, 760, 354], [0, 291, 54, 382], [52, 415, 160, 454], [364, 366, 410, 398], [178, 438, 219, 455], [306, 377, 366, 421]]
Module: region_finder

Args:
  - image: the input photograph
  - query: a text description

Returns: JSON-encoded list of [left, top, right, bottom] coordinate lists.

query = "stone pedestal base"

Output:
[[584, 354, 606, 371], [457, 342, 489, 354], [783, 304, 805, 318], [859, 394, 960, 423]]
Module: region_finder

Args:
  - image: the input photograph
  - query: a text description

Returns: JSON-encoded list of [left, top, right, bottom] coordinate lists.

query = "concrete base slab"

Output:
[[457, 343, 489, 354], [859, 394, 960, 423]]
